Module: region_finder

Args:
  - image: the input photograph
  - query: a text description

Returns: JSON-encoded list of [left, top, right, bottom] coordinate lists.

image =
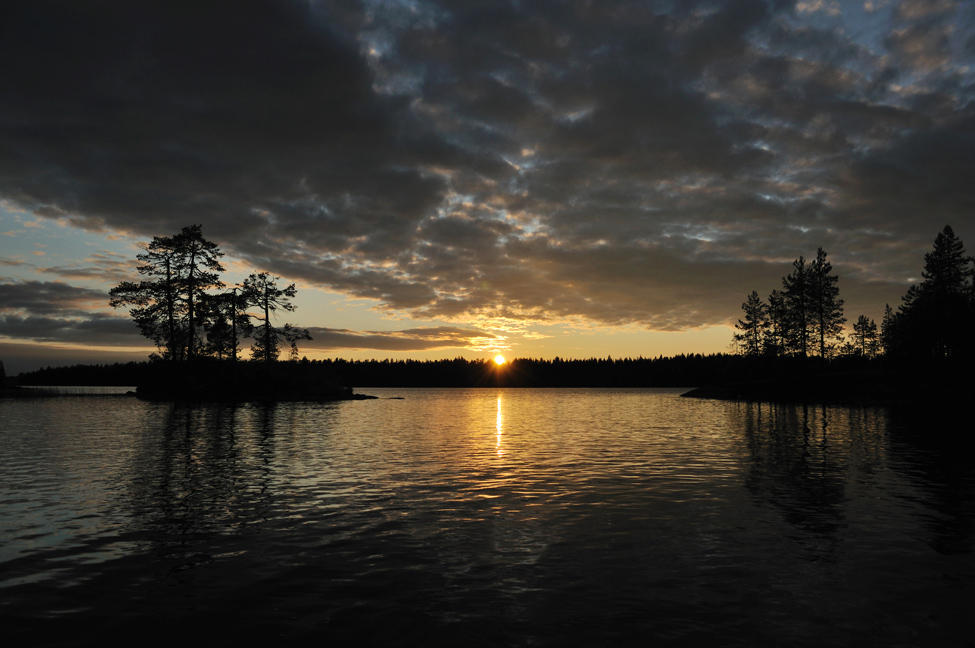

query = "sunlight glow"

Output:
[[494, 355, 506, 365]]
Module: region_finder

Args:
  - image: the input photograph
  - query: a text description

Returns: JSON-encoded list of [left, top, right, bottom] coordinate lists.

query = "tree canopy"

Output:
[[241, 272, 310, 363], [731, 226, 974, 365], [110, 226, 311, 363], [885, 225, 975, 360], [732, 248, 845, 359], [109, 225, 224, 361]]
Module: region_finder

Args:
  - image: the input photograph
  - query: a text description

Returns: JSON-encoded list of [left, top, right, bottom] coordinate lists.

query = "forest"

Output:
[[15, 354, 740, 389], [732, 225, 974, 364]]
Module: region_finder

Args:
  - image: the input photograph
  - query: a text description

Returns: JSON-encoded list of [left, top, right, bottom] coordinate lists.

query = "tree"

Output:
[[733, 291, 767, 356], [890, 225, 974, 359], [282, 323, 313, 362], [880, 304, 895, 356], [241, 272, 312, 362], [174, 225, 224, 361], [201, 288, 253, 360], [764, 290, 786, 357], [808, 247, 845, 358], [852, 315, 878, 357], [110, 225, 224, 362], [922, 225, 968, 296], [781, 256, 811, 357], [110, 231, 182, 360]]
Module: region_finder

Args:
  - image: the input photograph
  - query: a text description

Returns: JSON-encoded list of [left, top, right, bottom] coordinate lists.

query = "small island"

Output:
[[104, 225, 374, 403], [132, 359, 376, 402]]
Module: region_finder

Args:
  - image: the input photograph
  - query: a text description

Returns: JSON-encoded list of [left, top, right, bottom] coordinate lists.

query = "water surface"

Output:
[[1, 388, 972, 646]]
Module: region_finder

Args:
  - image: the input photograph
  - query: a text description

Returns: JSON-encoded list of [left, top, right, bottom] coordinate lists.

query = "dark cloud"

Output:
[[0, 280, 136, 345], [0, 342, 149, 375], [0, 281, 109, 316], [0, 313, 140, 345], [0, 257, 31, 267], [2, 0, 974, 338], [886, 22, 953, 71], [35, 252, 138, 284]]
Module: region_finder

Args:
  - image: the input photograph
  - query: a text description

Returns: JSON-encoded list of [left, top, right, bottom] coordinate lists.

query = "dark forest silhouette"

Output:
[[698, 225, 975, 404], [731, 225, 974, 363], [15, 355, 736, 390]]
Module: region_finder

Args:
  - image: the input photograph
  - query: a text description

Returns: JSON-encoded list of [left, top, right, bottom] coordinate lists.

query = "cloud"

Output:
[[1, 0, 973, 338], [886, 23, 953, 71], [0, 276, 505, 352], [0, 280, 109, 317], [0, 313, 140, 345], [0, 279, 136, 345], [302, 325, 504, 351], [0, 341, 150, 375], [36, 251, 139, 284]]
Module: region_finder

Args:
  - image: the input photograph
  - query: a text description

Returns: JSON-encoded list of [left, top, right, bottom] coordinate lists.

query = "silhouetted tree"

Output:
[[282, 323, 313, 361], [781, 256, 811, 357], [734, 290, 767, 356], [924, 225, 969, 295], [765, 289, 786, 356], [175, 225, 224, 361], [110, 225, 224, 362], [242, 272, 312, 362], [839, 339, 857, 357], [880, 304, 895, 356], [888, 225, 974, 360], [202, 289, 253, 360], [852, 315, 878, 357], [808, 248, 845, 358]]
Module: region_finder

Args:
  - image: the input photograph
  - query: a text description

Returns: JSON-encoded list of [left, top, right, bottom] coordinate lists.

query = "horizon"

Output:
[[5, 347, 737, 378], [3, 1, 974, 375]]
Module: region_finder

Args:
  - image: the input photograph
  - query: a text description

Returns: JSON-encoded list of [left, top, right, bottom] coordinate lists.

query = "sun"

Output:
[[494, 355, 506, 366]]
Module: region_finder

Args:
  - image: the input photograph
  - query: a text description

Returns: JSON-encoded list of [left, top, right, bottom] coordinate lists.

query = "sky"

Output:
[[2, 0, 974, 374]]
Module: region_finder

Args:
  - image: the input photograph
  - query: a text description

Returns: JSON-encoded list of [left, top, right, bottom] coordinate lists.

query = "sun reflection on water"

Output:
[[496, 394, 503, 457]]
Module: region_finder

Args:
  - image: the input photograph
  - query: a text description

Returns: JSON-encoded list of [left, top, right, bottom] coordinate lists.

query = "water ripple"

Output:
[[1, 389, 973, 646]]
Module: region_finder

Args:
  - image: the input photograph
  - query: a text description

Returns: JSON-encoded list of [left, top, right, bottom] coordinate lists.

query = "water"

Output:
[[1, 388, 972, 646]]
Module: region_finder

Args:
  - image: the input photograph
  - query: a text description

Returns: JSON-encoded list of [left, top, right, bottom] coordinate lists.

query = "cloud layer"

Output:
[[2, 0, 974, 341]]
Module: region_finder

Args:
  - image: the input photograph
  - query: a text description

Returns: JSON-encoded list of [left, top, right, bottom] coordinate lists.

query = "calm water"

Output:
[[1, 388, 972, 646]]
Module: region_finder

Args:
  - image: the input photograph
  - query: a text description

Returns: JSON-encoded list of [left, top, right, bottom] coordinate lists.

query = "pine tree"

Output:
[[174, 225, 224, 361], [241, 272, 312, 363], [781, 256, 811, 357], [110, 225, 224, 362], [733, 291, 767, 356], [853, 315, 878, 357], [892, 225, 974, 359], [201, 289, 253, 360], [808, 247, 845, 358], [922, 225, 968, 297], [765, 290, 786, 356], [880, 304, 895, 356]]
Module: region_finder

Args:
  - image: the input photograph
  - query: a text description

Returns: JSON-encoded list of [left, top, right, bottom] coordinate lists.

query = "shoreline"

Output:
[[681, 371, 973, 406]]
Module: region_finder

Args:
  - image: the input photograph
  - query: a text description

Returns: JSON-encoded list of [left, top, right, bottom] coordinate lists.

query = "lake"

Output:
[[1, 388, 972, 646]]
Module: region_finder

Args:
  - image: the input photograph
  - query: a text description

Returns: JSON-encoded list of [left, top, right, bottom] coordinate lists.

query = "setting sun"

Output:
[[494, 355, 506, 365]]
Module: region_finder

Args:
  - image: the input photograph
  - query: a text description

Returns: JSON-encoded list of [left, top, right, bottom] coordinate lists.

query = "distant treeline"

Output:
[[327, 355, 742, 387], [16, 354, 792, 388]]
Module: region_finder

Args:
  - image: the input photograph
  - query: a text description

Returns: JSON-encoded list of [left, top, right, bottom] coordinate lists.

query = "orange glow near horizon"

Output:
[[494, 354, 506, 365]]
